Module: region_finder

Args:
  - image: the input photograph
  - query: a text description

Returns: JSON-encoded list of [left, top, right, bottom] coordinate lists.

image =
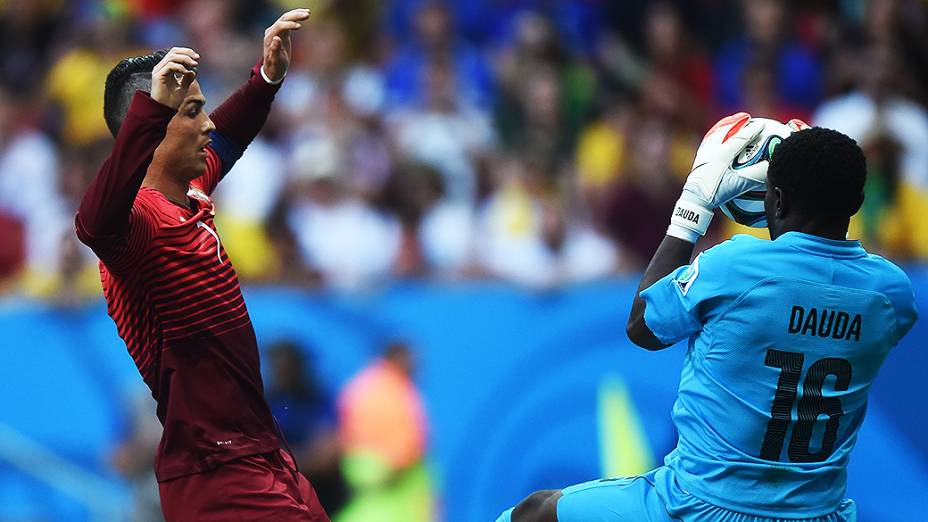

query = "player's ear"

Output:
[[774, 187, 787, 218], [849, 191, 864, 217]]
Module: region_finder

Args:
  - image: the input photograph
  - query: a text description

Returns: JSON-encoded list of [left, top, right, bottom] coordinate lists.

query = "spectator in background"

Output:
[[46, 13, 129, 148], [739, 60, 808, 123], [0, 1, 66, 94], [0, 88, 25, 287], [381, 162, 477, 279], [414, 164, 478, 279], [277, 17, 386, 128], [337, 341, 434, 522], [133, 0, 191, 18], [815, 1, 928, 190], [850, 132, 927, 258], [814, 0, 928, 259], [175, 0, 253, 99], [838, 0, 928, 106], [383, 1, 494, 110], [283, 137, 401, 289], [388, 55, 495, 205], [0, 87, 73, 297], [596, 1, 714, 131], [212, 123, 288, 281], [110, 389, 163, 522], [276, 16, 391, 205], [574, 94, 632, 204], [597, 116, 679, 267], [642, 2, 714, 124], [496, 64, 571, 174], [265, 341, 348, 516], [494, 11, 595, 170], [53, 144, 112, 301], [0, 212, 23, 288], [277, 17, 394, 224], [715, 0, 821, 119], [477, 156, 617, 286]]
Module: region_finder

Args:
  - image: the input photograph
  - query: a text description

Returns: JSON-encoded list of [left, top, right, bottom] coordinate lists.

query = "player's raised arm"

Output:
[[76, 48, 198, 243], [626, 114, 765, 350], [205, 8, 310, 183]]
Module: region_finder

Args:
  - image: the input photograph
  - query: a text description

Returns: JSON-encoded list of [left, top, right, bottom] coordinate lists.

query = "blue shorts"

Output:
[[553, 467, 856, 522]]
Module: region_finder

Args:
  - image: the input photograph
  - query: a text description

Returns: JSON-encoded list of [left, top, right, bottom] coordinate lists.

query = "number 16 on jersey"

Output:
[[760, 349, 853, 463]]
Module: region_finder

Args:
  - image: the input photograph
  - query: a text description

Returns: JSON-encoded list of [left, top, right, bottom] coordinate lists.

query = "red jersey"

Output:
[[76, 64, 282, 481]]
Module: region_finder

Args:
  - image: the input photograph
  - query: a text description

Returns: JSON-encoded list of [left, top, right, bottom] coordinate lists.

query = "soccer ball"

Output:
[[720, 118, 795, 228]]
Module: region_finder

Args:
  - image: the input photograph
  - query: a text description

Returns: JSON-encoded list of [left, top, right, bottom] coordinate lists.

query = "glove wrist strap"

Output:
[[668, 198, 714, 243]]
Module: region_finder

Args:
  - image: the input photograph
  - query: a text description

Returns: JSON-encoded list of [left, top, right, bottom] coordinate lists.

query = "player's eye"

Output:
[[186, 102, 204, 118]]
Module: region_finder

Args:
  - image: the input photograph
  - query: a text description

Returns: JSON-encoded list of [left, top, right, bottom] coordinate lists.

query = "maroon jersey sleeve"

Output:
[[196, 60, 282, 195], [76, 91, 175, 268]]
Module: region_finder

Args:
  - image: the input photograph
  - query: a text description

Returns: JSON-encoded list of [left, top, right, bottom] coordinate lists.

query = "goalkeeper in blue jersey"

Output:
[[496, 113, 918, 522]]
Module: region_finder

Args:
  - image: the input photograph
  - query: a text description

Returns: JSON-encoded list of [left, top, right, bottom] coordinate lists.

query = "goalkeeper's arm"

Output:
[[626, 113, 765, 350]]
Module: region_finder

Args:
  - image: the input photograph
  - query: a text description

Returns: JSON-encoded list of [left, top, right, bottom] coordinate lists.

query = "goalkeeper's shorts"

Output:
[[497, 466, 856, 522]]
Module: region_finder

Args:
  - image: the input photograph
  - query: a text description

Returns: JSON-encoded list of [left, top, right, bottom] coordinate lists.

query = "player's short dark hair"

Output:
[[767, 127, 866, 219], [103, 49, 168, 137]]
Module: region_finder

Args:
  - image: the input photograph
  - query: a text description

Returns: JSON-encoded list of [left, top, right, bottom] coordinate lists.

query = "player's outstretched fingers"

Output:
[[262, 8, 310, 83], [264, 8, 310, 43], [276, 7, 311, 23]]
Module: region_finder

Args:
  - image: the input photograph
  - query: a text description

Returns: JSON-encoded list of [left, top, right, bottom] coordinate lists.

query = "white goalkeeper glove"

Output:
[[668, 112, 767, 243], [786, 118, 810, 132]]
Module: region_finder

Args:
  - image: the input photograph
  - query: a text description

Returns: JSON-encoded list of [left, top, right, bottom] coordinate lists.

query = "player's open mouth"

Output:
[[198, 141, 210, 157]]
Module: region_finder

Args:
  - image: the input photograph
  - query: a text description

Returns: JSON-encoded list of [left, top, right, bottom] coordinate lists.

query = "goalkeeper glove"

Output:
[[668, 112, 767, 242], [787, 118, 810, 132]]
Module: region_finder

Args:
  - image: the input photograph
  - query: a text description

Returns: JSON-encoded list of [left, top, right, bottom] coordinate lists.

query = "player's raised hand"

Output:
[[262, 8, 311, 83], [150, 47, 199, 110], [690, 112, 767, 192], [667, 113, 766, 242]]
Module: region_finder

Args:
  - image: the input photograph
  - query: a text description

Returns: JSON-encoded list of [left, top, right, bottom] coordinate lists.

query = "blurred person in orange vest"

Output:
[[338, 341, 426, 473], [336, 341, 432, 522]]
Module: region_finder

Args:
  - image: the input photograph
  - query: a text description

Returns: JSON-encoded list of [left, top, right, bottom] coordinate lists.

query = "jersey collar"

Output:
[[774, 231, 867, 259]]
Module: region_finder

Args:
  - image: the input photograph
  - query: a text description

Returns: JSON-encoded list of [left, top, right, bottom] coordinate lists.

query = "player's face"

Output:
[[164, 80, 215, 180]]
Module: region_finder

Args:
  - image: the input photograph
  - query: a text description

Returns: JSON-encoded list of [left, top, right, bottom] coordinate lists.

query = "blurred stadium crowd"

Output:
[[1, 0, 927, 301]]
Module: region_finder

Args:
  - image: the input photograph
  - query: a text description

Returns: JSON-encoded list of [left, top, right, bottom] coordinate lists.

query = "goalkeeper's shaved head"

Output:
[[103, 49, 168, 137]]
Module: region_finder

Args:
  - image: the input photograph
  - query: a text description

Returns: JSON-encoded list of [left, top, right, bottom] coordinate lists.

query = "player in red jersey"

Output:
[[75, 8, 330, 521]]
